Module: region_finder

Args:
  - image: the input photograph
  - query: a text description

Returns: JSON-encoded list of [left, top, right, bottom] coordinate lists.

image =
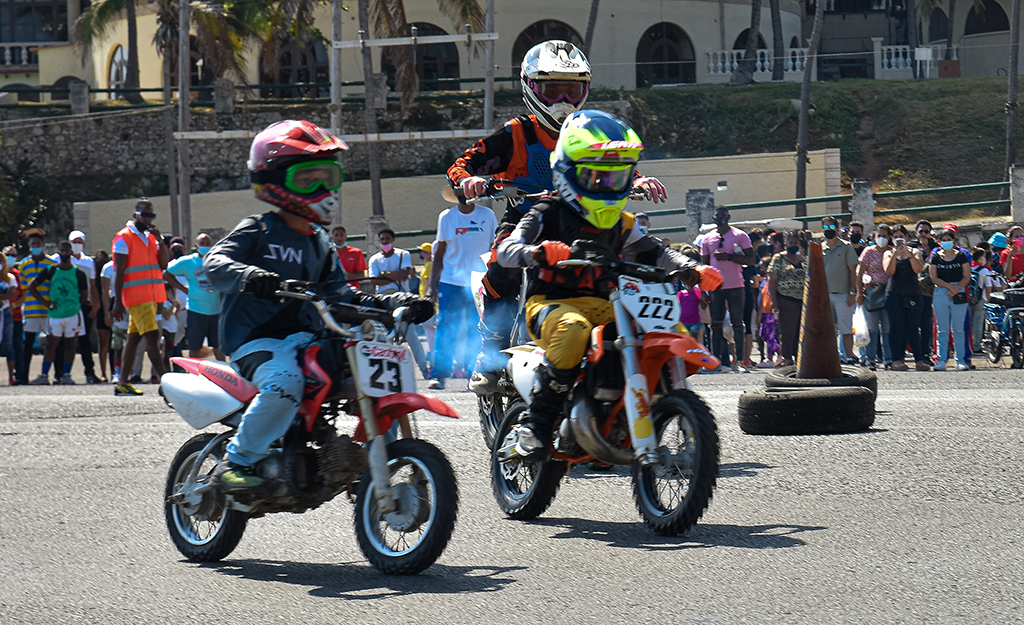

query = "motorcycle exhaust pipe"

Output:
[[569, 393, 632, 465]]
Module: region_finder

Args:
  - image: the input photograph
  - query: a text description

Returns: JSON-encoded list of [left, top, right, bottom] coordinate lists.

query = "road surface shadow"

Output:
[[718, 462, 774, 478], [200, 559, 523, 599], [527, 517, 825, 551], [559, 462, 776, 481]]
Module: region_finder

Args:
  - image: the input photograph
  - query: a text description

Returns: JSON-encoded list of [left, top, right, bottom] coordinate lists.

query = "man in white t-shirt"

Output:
[[425, 199, 497, 390], [67, 230, 102, 383], [368, 229, 413, 294]]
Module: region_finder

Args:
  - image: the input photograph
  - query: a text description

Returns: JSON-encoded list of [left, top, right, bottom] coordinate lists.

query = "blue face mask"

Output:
[[5, 255, 14, 267], [29, 246, 43, 256], [638, 226, 649, 236], [941, 240, 954, 251], [198, 246, 211, 256]]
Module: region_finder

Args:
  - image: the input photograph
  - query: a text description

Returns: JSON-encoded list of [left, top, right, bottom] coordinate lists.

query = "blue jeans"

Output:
[[864, 305, 891, 364], [933, 288, 967, 365], [433, 282, 479, 379], [226, 332, 312, 467]]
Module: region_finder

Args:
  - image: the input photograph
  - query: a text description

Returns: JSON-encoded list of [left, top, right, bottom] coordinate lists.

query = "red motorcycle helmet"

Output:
[[248, 120, 349, 224]]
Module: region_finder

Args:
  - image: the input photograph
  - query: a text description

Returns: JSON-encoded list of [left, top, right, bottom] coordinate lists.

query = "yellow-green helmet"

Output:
[[551, 110, 643, 229]]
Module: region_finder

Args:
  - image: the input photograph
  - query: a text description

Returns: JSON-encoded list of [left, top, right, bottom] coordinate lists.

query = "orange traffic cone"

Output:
[[796, 241, 842, 379]]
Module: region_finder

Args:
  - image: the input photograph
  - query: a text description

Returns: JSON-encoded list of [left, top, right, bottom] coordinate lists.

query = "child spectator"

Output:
[[756, 256, 780, 367], [27, 240, 88, 385]]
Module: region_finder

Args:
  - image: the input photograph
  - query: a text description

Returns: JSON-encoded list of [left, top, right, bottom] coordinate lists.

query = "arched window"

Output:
[[4, 83, 38, 102], [965, 0, 1010, 35], [929, 8, 949, 42], [512, 20, 584, 75], [732, 29, 768, 50], [636, 22, 696, 88], [381, 23, 460, 91], [49, 75, 77, 101], [168, 37, 215, 102], [261, 39, 329, 98], [108, 44, 127, 100]]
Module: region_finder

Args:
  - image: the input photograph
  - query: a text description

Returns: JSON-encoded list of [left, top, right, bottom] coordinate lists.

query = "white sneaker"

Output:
[[29, 374, 50, 385], [955, 363, 969, 371], [933, 360, 947, 371]]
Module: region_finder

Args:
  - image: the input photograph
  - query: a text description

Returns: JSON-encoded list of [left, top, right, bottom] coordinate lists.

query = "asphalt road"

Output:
[[2, 369, 1023, 624]]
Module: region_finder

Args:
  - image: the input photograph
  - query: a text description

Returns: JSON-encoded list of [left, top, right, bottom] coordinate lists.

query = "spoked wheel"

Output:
[[164, 433, 248, 562], [632, 389, 719, 536], [478, 393, 506, 450], [490, 400, 566, 520], [1011, 321, 1024, 369], [354, 438, 458, 575], [983, 317, 1003, 364]]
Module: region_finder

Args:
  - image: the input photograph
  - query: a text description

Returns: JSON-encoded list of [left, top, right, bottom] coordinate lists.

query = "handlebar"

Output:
[[274, 280, 408, 341], [443, 178, 650, 205], [555, 257, 671, 284]]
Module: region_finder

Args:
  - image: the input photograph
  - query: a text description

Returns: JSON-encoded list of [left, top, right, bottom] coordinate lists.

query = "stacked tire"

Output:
[[737, 365, 876, 435]]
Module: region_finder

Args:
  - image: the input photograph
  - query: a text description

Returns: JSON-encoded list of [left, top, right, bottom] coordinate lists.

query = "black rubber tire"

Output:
[[983, 316, 1003, 364], [764, 364, 877, 397], [164, 433, 248, 562], [1011, 323, 1024, 369], [632, 389, 719, 536], [478, 393, 504, 451], [490, 400, 566, 520], [737, 386, 875, 435], [354, 438, 459, 575]]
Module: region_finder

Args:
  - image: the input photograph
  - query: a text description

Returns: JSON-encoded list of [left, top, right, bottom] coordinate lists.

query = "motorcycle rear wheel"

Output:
[[164, 433, 248, 562], [354, 438, 458, 575], [490, 400, 566, 520], [632, 389, 719, 536]]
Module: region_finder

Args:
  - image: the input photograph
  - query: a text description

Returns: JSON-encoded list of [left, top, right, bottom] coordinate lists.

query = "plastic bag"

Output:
[[852, 305, 870, 348]]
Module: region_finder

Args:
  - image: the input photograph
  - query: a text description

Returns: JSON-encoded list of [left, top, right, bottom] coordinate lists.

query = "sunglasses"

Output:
[[138, 211, 156, 219], [822, 224, 837, 230], [284, 160, 345, 194]]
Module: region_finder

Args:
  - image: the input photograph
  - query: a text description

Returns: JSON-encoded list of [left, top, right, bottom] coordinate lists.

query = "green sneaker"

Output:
[[114, 382, 143, 396], [214, 462, 266, 492]]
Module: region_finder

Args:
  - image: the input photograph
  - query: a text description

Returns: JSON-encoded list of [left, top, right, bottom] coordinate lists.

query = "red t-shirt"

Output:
[[1000, 249, 1024, 277], [10, 268, 24, 322], [336, 245, 368, 287]]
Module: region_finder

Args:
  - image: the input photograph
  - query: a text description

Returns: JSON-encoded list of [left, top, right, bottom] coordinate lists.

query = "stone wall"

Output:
[[0, 99, 632, 193]]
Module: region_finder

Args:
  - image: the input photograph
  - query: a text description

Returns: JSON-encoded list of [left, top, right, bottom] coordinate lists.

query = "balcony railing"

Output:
[[0, 43, 49, 71], [879, 43, 959, 76], [707, 48, 809, 75]]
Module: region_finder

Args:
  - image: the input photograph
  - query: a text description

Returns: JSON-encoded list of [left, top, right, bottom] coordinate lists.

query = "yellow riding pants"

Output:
[[524, 295, 614, 370]]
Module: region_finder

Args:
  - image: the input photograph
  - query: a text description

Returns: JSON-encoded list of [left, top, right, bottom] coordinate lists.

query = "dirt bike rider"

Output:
[[447, 40, 668, 396], [496, 110, 706, 461], [204, 120, 435, 492]]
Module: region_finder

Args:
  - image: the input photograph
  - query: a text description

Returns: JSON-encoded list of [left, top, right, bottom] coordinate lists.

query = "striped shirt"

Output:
[[17, 255, 57, 318]]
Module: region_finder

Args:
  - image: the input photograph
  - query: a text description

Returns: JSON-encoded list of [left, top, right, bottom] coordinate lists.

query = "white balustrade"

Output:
[[707, 48, 809, 75], [0, 43, 49, 69], [880, 44, 912, 70]]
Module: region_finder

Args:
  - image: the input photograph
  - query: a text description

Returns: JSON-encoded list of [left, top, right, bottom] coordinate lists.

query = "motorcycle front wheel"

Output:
[[354, 438, 458, 575], [983, 317, 1003, 364], [164, 433, 248, 562], [490, 400, 566, 520], [632, 389, 719, 536], [478, 393, 505, 450]]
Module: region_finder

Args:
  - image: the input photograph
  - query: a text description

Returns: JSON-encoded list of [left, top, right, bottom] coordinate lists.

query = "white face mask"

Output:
[[875, 236, 889, 248], [71, 243, 84, 255]]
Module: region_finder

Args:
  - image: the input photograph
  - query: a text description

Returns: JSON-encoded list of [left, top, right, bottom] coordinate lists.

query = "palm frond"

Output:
[[74, 0, 129, 51]]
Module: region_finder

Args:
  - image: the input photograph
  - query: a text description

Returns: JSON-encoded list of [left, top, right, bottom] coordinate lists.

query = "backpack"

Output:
[[968, 266, 983, 306]]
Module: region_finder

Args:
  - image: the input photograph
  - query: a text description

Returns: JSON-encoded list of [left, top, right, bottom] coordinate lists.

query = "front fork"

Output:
[[611, 293, 661, 466], [346, 344, 398, 515]]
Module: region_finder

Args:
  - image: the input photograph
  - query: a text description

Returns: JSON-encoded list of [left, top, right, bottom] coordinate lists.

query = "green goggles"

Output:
[[283, 159, 345, 194], [574, 163, 635, 194]]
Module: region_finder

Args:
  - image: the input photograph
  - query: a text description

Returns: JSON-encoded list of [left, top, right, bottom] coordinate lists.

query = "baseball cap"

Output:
[[419, 242, 433, 253], [942, 222, 959, 234], [68, 230, 85, 242], [169, 236, 186, 248]]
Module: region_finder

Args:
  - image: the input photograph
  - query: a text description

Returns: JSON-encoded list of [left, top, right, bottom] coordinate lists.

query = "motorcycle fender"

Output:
[[352, 393, 459, 443], [640, 332, 720, 379], [160, 372, 244, 429], [505, 344, 546, 401]]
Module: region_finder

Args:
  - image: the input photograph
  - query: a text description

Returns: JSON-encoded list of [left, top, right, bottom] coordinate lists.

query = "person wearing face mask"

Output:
[[929, 228, 972, 371], [2, 246, 25, 385], [700, 206, 755, 371], [15, 230, 57, 385], [165, 232, 225, 361], [848, 221, 866, 256], [64, 230, 102, 384], [368, 229, 414, 295], [883, 225, 929, 371], [821, 215, 861, 364], [766, 231, 806, 367], [1000, 225, 1024, 283], [855, 224, 893, 370], [26, 240, 89, 385], [110, 198, 169, 396]]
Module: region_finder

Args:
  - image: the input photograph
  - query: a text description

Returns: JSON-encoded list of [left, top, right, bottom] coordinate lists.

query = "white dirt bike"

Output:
[[491, 243, 721, 535], [160, 280, 459, 574]]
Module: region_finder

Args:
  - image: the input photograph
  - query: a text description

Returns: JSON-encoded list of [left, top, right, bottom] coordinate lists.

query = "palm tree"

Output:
[[74, 0, 144, 103], [769, 0, 784, 81], [795, 0, 824, 216], [731, 0, 763, 85]]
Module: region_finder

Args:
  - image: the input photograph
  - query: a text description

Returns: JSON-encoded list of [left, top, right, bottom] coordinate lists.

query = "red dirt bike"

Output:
[[161, 280, 459, 574], [491, 244, 721, 535]]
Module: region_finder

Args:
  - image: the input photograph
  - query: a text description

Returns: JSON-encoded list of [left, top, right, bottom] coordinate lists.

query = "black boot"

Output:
[[515, 362, 576, 461]]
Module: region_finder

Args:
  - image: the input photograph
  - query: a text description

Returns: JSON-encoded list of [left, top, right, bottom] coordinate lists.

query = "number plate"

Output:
[[353, 341, 417, 398], [618, 276, 678, 332]]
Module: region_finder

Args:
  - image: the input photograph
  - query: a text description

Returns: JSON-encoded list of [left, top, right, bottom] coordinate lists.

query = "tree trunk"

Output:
[[731, 0, 763, 85], [124, 0, 144, 103], [945, 0, 957, 60], [770, 0, 784, 80], [1005, 0, 1021, 194], [583, 0, 600, 57], [357, 0, 385, 218], [796, 0, 824, 216], [907, 0, 920, 78]]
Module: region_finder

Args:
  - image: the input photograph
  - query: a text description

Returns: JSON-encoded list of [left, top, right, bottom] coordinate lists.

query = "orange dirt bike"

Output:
[[160, 280, 459, 574], [491, 243, 721, 535]]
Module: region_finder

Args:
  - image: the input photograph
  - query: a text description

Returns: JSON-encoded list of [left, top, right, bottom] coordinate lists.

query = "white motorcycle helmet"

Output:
[[521, 40, 592, 133]]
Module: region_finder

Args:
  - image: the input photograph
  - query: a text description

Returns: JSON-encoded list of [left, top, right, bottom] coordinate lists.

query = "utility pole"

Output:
[[1006, 0, 1021, 196], [163, 43, 179, 236], [795, 0, 824, 217], [177, 0, 192, 242], [357, 0, 385, 219], [484, 0, 495, 131], [331, 0, 345, 221]]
